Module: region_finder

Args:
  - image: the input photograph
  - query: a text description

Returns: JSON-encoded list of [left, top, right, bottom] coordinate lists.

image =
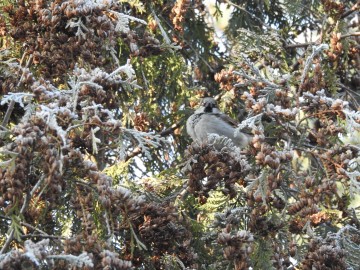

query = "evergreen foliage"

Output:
[[0, 0, 359, 269]]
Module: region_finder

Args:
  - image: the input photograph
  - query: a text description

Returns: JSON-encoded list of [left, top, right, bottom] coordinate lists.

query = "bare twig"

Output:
[[1, 52, 32, 128], [157, 13, 217, 73], [223, 0, 275, 31], [20, 234, 66, 240], [340, 32, 360, 39], [338, 82, 360, 109], [1, 100, 15, 128], [285, 42, 316, 49], [340, 1, 360, 20], [0, 229, 14, 254], [124, 146, 142, 162], [0, 215, 53, 237], [159, 120, 183, 137]]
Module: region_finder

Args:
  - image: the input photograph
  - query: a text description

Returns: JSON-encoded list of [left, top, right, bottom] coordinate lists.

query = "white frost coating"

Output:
[[91, 127, 101, 154], [267, 104, 298, 117], [23, 239, 50, 266], [303, 89, 360, 134], [62, 0, 113, 11], [234, 53, 281, 89], [66, 17, 89, 39], [1, 92, 34, 108], [236, 113, 264, 132], [117, 186, 132, 198], [36, 105, 67, 145], [343, 109, 360, 134], [109, 11, 147, 33], [121, 128, 166, 160], [345, 159, 360, 198], [107, 59, 135, 80], [300, 44, 329, 86], [48, 252, 94, 267]]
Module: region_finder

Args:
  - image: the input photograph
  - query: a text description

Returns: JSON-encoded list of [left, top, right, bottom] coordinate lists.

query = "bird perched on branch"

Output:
[[186, 97, 251, 148]]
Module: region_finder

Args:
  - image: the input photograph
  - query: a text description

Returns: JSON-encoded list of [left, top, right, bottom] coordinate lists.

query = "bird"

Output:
[[186, 97, 251, 148]]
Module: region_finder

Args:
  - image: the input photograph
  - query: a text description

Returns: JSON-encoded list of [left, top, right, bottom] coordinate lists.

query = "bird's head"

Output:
[[200, 97, 218, 113]]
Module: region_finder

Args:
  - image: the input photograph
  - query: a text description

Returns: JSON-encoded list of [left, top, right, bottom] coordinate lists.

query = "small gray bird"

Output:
[[186, 97, 251, 148]]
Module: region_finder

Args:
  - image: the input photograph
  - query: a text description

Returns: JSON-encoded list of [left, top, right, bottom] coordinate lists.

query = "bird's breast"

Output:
[[193, 114, 235, 141]]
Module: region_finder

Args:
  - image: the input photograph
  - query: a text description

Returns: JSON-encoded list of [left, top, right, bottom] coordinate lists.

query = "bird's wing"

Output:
[[211, 113, 239, 127], [211, 112, 253, 136], [186, 114, 198, 140]]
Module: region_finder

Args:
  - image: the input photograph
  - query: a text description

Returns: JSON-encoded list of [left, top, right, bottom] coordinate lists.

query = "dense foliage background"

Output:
[[0, 0, 359, 269]]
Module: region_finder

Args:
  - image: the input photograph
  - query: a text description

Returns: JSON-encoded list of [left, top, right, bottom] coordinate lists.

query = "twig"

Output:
[[340, 32, 360, 39], [0, 215, 53, 237], [0, 229, 14, 254], [1, 52, 32, 128], [20, 234, 66, 240], [299, 44, 329, 87], [285, 42, 316, 49], [124, 146, 142, 162], [124, 119, 184, 161], [29, 175, 46, 198], [338, 82, 360, 109], [234, 54, 281, 89], [223, 0, 274, 32], [340, 1, 359, 20], [296, 44, 329, 107], [339, 83, 360, 98], [1, 100, 15, 128], [157, 13, 217, 73], [159, 120, 183, 137]]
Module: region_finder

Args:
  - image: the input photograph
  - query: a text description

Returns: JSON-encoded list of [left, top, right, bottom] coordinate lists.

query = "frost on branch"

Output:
[[235, 113, 264, 133], [66, 17, 89, 39], [302, 89, 360, 138], [109, 11, 147, 33], [0, 239, 49, 268], [0, 50, 20, 78], [207, 134, 236, 150], [48, 252, 94, 268], [100, 250, 134, 269], [300, 44, 329, 86], [0, 92, 34, 108], [70, 59, 140, 98], [36, 105, 69, 146], [206, 134, 250, 167], [122, 128, 166, 160], [63, 0, 148, 37], [343, 109, 360, 134], [300, 225, 360, 269], [233, 53, 281, 90], [62, 0, 114, 12], [266, 104, 298, 119], [345, 164, 360, 197], [333, 225, 360, 269], [106, 59, 137, 84], [91, 127, 101, 154]]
